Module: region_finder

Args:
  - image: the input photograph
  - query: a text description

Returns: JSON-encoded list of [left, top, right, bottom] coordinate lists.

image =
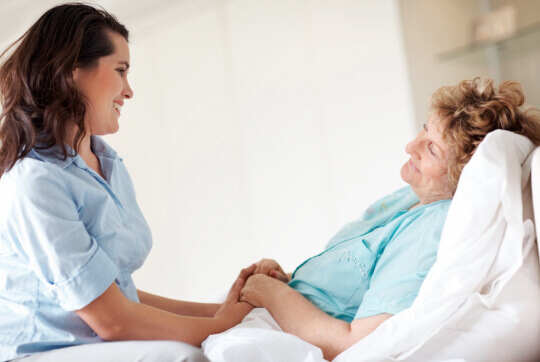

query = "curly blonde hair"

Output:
[[429, 77, 540, 192]]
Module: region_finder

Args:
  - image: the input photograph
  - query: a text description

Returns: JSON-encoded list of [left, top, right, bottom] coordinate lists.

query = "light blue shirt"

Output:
[[0, 136, 152, 361], [289, 186, 451, 323]]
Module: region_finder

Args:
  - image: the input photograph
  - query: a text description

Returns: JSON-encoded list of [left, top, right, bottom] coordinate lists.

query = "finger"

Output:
[[237, 264, 256, 281], [240, 301, 255, 311], [270, 270, 289, 283], [260, 263, 272, 276], [226, 278, 244, 303], [239, 290, 249, 304], [239, 294, 256, 307], [253, 259, 267, 274], [262, 260, 284, 275]]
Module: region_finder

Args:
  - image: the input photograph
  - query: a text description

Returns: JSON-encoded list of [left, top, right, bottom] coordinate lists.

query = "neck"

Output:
[[416, 194, 452, 206], [75, 134, 105, 179], [77, 134, 93, 162], [408, 202, 421, 210]]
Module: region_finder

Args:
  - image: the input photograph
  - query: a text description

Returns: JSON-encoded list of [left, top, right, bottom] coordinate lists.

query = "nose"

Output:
[[123, 79, 134, 99], [405, 132, 421, 156]]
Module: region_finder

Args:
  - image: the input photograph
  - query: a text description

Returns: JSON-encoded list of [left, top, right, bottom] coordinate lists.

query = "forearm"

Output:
[[262, 285, 354, 360], [137, 289, 220, 317], [108, 299, 228, 346], [77, 284, 247, 347]]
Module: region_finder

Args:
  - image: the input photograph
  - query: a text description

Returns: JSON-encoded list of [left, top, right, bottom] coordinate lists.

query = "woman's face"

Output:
[[400, 117, 453, 204], [73, 31, 133, 136]]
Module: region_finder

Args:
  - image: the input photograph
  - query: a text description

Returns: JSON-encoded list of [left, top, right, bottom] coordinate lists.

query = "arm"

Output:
[[240, 274, 391, 360], [137, 289, 220, 317], [76, 265, 255, 347], [135, 258, 287, 316]]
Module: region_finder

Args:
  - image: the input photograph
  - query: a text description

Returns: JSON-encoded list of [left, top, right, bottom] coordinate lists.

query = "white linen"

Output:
[[203, 130, 540, 362], [203, 308, 325, 361]]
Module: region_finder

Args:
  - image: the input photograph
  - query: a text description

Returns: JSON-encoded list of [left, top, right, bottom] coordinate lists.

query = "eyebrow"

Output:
[[118, 61, 130, 69]]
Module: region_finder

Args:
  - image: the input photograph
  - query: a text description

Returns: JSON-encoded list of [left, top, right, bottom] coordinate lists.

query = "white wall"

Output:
[[0, 0, 415, 301]]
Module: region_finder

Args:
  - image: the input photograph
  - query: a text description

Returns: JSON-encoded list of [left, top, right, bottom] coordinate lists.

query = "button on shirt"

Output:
[[289, 186, 451, 322], [0, 136, 152, 361]]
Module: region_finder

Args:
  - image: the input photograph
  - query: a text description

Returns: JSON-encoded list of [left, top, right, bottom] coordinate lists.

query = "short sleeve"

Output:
[[1, 162, 119, 311], [354, 204, 449, 319]]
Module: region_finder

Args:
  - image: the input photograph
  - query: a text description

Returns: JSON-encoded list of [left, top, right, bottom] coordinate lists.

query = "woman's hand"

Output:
[[214, 264, 256, 327], [239, 273, 286, 308], [253, 258, 289, 283]]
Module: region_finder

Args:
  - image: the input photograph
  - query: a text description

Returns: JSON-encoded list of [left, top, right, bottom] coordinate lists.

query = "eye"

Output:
[[428, 143, 436, 157], [423, 123, 427, 132], [116, 68, 127, 76]]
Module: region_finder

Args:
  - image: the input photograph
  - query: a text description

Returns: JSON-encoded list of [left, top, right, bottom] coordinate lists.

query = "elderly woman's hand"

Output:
[[253, 258, 290, 283], [239, 273, 286, 308]]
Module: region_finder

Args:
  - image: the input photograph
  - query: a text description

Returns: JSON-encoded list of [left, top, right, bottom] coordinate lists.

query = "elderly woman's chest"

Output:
[[295, 219, 403, 309]]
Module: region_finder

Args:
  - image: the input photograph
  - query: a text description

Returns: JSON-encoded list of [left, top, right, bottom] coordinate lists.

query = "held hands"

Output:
[[240, 273, 285, 308], [238, 259, 290, 308], [218, 259, 289, 317], [214, 264, 256, 327], [253, 258, 289, 283]]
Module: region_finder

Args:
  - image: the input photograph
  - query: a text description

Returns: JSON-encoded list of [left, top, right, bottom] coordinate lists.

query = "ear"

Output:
[[72, 65, 88, 85], [72, 67, 81, 83]]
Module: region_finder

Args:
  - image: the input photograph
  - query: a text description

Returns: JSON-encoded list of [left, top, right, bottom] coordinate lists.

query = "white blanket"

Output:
[[203, 130, 540, 362]]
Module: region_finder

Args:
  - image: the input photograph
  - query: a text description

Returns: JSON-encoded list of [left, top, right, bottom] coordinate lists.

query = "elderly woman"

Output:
[[238, 78, 540, 361]]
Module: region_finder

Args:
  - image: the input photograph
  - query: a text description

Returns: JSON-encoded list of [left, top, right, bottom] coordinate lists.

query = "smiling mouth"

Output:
[[113, 102, 122, 114], [409, 159, 420, 172]]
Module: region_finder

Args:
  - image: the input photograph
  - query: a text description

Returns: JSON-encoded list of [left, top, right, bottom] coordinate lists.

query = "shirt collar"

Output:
[[91, 135, 119, 160], [30, 136, 119, 170]]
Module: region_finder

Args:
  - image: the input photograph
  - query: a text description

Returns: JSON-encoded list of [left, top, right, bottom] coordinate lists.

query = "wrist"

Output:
[[207, 303, 221, 317], [213, 314, 233, 332], [264, 276, 289, 305]]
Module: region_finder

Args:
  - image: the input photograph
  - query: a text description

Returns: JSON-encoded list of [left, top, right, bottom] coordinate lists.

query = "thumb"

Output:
[[235, 277, 244, 288], [228, 278, 244, 302]]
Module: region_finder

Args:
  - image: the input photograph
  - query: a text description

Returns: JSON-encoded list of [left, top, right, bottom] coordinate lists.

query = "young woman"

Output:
[[0, 4, 252, 361]]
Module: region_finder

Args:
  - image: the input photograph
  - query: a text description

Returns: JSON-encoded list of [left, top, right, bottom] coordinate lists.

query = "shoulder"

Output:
[[0, 156, 72, 226], [0, 154, 72, 206], [2, 154, 66, 188]]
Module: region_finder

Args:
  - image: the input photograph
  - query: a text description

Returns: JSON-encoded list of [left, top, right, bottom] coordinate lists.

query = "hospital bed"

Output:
[[202, 130, 540, 362]]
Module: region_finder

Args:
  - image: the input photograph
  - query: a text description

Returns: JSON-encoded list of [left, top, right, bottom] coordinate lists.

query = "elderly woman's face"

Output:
[[400, 118, 453, 204]]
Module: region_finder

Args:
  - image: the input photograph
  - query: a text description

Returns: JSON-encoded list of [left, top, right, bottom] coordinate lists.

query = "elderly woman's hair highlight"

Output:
[[430, 77, 540, 192], [0, 3, 128, 177]]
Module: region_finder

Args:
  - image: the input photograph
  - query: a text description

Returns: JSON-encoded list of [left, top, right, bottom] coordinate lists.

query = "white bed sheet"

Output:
[[202, 130, 540, 362]]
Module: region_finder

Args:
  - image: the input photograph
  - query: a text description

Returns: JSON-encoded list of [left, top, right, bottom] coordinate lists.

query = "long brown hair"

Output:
[[430, 77, 540, 191], [0, 3, 128, 177]]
